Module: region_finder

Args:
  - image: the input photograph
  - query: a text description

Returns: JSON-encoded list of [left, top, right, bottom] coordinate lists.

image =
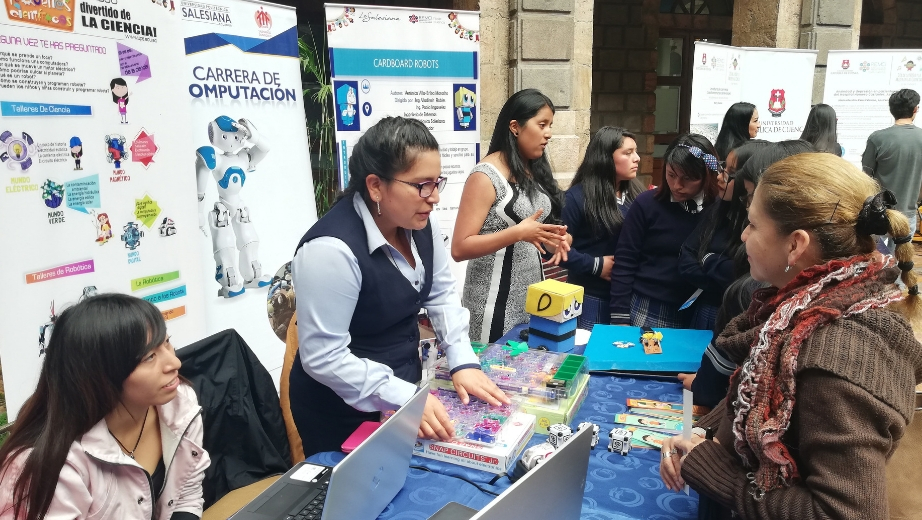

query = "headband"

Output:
[[855, 190, 896, 236], [677, 144, 721, 173]]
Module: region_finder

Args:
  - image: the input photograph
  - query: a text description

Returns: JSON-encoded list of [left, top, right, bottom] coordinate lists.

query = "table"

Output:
[[307, 374, 699, 519]]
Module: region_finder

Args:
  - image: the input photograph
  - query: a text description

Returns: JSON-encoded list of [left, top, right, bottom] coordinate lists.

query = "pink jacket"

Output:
[[0, 384, 210, 520]]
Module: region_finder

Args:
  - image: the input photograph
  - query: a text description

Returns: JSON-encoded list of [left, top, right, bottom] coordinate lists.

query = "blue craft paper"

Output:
[[583, 325, 713, 372]]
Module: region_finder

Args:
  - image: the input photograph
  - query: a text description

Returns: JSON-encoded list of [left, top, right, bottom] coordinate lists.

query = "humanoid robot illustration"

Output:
[[196, 116, 272, 298], [336, 83, 357, 126], [454, 87, 476, 129]]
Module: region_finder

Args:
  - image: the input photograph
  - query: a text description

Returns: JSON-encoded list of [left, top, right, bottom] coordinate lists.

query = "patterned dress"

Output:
[[462, 163, 552, 343]]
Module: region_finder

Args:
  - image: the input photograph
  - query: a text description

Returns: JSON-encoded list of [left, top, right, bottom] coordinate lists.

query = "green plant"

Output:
[[0, 412, 7, 448], [299, 26, 337, 217]]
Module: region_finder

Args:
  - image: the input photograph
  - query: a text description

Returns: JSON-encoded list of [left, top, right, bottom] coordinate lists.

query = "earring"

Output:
[[376, 199, 381, 216], [784, 265, 791, 273]]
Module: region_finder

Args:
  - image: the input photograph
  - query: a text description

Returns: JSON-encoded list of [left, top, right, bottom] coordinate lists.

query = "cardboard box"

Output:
[[521, 373, 590, 434], [413, 412, 536, 473]]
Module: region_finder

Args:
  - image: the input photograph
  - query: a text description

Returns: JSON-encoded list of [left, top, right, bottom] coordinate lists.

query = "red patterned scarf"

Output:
[[726, 255, 903, 495]]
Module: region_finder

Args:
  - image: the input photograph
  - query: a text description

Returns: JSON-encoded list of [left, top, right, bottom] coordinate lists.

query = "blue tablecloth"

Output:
[[307, 374, 699, 519]]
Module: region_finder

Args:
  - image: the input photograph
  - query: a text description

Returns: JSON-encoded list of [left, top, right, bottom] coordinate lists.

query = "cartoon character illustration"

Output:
[[104, 134, 129, 169], [196, 116, 272, 298], [121, 221, 144, 250], [336, 83, 357, 126], [41, 179, 64, 209], [641, 434, 664, 448], [110, 77, 129, 124], [0, 130, 36, 172], [640, 328, 663, 354], [159, 217, 176, 237], [454, 87, 476, 129], [768, 89, 786, 117], [637, 417, 664, 427], [906, 60, 916, 71], [70, 136, 83, 170], [92, 210, 112, 244]]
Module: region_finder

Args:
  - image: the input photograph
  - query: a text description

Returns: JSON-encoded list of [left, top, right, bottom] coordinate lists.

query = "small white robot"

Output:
[[159, 217, 176, 237], [608, 428, 633, 456], [196, 116, 272, 298], [547, 423, 573, 449], [577, 422, 600, 449], [512, 441, 556, 481]]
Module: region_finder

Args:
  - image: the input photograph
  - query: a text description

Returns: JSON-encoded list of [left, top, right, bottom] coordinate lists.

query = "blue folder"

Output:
[[583, 325, 713, 373]]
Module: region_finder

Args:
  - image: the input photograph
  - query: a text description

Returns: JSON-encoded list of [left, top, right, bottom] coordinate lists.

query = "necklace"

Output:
[[109, 407, 150, 459]]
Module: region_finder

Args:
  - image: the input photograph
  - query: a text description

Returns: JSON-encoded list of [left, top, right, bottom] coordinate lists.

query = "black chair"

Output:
[[178, 329, 291, 508]]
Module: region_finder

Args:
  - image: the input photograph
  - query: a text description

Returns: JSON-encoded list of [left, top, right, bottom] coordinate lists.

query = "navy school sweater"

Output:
[[559, 183, 632, 301], [677, 199, 737, 308], [609, 190, 705, 324]]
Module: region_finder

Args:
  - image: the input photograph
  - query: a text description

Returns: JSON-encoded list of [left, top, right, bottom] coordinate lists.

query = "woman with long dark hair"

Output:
[[661, 153, 922, 519], [562, 126, 645, 327], [799, 103, 843, 156], [714, 102, 759, 160], [453, 89, 570, 343], [289, 116, 507, 457], [0, 294, 209, 520], [609, 133, 720, 328]]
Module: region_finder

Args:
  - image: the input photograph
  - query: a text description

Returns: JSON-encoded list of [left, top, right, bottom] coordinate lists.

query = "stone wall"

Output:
[[590, 0, 658, 184]]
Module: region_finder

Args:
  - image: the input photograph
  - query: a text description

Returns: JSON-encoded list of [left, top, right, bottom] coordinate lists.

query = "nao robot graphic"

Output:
[[196, 116, 272, 298]]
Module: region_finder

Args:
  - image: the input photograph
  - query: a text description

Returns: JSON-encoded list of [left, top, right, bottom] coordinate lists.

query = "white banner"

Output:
[[691, 42, 817, 145], [325, 4, 480, 282], [0, 3, 206, 419], [182, 0, 317, 379], [823, 49, 922, 167]]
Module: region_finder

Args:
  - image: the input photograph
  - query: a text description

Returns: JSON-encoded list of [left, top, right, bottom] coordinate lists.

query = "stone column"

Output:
[[508, 0, 593, 188], [469, 0, 511, 153], [732, 0, 802, 48], [800, 0, 862, 103]]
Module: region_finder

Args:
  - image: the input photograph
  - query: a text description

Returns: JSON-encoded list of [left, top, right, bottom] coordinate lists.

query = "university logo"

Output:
[[768, 89, 786, 118], [841, 59, 850, 70], [860, 61, 870, 72], [409, 14, 419, 23]]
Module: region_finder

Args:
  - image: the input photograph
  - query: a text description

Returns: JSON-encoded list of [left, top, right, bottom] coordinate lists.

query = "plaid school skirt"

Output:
[[577, 295, 610, 330], [629, 293, 717, 331]]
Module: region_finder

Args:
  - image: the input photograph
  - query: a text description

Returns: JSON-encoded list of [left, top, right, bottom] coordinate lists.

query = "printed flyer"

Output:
[[690, 42, 817, 144], [325, 4, 480, 281], [824, 49, 922, 167], [182, 0, 316, 375], [0, 1, 206, 419]]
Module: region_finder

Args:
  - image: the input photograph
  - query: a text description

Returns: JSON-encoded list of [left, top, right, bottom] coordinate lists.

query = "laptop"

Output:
[[231, 383, 430, 520], [428, 423, 593, 519]]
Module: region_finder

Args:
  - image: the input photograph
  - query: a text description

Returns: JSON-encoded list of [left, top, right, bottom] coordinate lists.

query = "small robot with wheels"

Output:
[[577, 422, 600, 449], [547, 423, 573, 449], [608, 428, 633, 456], [512, 441, 556, 481]]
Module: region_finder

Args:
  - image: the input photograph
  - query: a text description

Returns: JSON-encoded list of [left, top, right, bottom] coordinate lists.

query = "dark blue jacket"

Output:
[[609, 190, 704, 324], [677, 200, 736, 308], [560, 183, 632, 301]]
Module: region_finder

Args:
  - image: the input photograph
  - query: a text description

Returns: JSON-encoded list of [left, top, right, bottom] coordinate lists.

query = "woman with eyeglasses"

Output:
[[288, 116, 508, 457], [609, 134, 720, 328], [452, 89, 570, 343]]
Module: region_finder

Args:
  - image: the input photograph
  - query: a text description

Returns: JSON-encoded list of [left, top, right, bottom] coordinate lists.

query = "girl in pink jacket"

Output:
[[0, 294, 210, 520]]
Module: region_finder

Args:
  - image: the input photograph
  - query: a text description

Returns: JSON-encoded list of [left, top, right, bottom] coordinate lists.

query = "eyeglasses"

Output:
[[391, 176, 448, 198]]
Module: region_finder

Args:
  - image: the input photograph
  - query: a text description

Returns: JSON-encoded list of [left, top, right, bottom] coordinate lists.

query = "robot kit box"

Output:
[[413, 412, 536, 473]]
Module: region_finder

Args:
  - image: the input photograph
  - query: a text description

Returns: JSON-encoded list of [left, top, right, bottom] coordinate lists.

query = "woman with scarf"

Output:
[[659, 152, 922, 519]]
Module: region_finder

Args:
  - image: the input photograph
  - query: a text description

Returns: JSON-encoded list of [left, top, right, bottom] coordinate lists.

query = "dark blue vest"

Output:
[[294, 196, 434, 375]]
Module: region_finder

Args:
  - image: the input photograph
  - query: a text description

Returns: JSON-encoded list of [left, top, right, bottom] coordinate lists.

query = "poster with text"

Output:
[[182, 0, 317, 376], [691, 42, 817, 147], [325, 4, 480, 282], [824, 49, 922, 167], [0, 2, 206, 419]]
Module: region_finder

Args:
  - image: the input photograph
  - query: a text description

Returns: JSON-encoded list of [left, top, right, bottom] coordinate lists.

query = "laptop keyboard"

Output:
[[286, 481, 328, 520]]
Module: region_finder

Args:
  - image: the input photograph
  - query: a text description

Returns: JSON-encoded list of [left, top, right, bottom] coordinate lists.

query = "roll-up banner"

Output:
[[690, 42, 817, 146], [181, 0, 317, 378], [824, 49, 922, 167], [0, 2, 206, 419], [325, 4, 480, 282]]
